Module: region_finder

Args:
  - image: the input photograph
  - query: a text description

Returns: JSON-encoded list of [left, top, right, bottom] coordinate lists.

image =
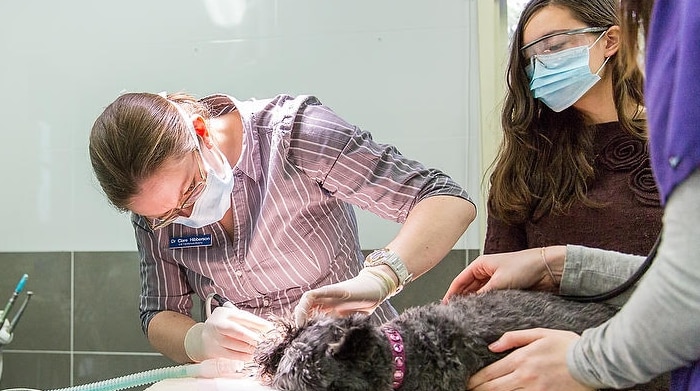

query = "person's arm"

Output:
[[148, 310, 196, 363], [288, 100, 475, 323], [442, 246, 565, 300], [463, 243, 648, 391], [133, 217, 272, 364], [382, 195, 476, 282], [293, 194, 474, 324], [469, 171, 700, 391], [569, 171, 700, 388], [560, 245, 646, 307], [133, 215, 199, 362], [148, 307, 273, 364], [442, 244, 646, 303]]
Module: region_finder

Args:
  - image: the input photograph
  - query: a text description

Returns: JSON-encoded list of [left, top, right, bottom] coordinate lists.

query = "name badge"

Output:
[[169, 234, 213, 249]]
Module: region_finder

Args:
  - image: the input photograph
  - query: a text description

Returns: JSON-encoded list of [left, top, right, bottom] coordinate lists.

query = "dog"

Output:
[[254, 289, 666, 391]]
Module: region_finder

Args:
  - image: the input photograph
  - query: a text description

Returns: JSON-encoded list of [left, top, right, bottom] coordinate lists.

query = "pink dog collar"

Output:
[[382, 326, 406, 389]]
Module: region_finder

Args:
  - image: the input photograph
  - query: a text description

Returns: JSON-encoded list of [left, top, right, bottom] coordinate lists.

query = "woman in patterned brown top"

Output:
[[484, 0, 662, 256]]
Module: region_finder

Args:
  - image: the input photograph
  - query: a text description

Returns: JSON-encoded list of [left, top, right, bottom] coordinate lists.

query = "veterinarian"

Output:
[[446, 1, 700, 389], [483, 0, 662, 257], [89, 92, 476, 364]]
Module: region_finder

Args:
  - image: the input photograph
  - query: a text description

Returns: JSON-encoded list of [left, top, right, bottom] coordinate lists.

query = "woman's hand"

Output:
[[442, 246, 566, 303], [293, 266, 397, 326], [468, 328, 593, 391], [184, 306, 274, 362]]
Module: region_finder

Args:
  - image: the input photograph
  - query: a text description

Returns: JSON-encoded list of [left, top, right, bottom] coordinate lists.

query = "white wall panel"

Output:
[[0, 0, 481, 251]]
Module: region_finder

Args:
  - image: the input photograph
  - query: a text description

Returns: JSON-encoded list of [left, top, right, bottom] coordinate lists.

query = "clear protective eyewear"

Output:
[[147, 150, 208, 231], [521, 26, 609, 60]]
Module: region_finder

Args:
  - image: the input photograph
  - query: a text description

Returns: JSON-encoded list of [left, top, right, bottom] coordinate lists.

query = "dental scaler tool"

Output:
[[0, 274, 28, 326], [9, 291, 32, 333]]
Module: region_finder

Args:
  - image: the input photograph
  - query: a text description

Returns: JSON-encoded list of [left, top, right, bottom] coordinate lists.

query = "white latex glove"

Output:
[[294, 266, 398, 326], [184, 305, 274, 362]]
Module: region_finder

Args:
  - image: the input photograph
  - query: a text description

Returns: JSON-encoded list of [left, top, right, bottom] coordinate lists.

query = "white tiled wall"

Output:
[[0, 0, 482, 252]]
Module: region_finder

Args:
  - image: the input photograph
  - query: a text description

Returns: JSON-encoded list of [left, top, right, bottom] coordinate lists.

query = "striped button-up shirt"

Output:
[[132, 94, 472, 334]]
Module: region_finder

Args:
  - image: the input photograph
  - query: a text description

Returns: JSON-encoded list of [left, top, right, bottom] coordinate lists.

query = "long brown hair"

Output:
[[489, 0, 647, 225], [619, 0, 654, 79], [89, 92, 210, 211]]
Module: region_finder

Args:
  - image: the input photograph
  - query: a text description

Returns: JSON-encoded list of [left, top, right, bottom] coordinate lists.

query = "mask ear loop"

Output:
[[589, 29, 608, 49], [595, 55, 612, 75], [590, 30, 612, 75], [157, 92, 199, 147], [169, 101, 202, 151], [167, 99, 232, 179]]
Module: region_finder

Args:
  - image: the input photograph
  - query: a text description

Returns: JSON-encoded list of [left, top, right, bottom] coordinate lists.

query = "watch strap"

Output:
[[364, 248, 413, 290]]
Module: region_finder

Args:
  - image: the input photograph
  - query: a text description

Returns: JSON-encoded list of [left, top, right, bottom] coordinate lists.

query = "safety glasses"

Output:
[[147, 150, 207, 231], [521, 26, 609, 60]]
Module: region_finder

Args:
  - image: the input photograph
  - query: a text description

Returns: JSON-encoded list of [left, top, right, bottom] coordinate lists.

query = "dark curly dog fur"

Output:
[[254, 290, 667, 391]]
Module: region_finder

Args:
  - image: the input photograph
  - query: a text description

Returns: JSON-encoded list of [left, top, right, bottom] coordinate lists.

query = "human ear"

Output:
[[192, 116, 214, 148], [603, 25, 621, 57]]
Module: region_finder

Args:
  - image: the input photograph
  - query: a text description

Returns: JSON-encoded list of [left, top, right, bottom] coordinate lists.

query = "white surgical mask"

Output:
[[525, 32, 609, 112], [171, 104, 235, 228]]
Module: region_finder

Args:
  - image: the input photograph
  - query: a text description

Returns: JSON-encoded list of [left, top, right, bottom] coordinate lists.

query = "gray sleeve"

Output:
[[567, 170, 700, 389], [560, 245, 646, 307]]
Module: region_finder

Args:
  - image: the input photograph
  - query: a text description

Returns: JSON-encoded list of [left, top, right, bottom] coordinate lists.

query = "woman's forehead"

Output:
[[523, 5, 583, 44], [128, 155, 193, 216]]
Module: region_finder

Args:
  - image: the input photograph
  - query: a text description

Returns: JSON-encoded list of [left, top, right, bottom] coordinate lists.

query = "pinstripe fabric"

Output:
[[132, 94, 472, 334]]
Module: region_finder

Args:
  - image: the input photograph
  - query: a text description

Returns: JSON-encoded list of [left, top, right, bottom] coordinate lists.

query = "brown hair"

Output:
[[89, 92, 210, 211], [619, 0, 654, 79], [488, 0, 647, 225]]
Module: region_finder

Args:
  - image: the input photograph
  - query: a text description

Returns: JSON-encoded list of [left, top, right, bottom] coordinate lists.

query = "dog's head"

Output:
[[254, 313, 394, 391]]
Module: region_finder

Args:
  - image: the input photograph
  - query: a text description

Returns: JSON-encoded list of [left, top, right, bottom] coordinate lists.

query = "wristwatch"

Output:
[[364, 248, 414, 290]]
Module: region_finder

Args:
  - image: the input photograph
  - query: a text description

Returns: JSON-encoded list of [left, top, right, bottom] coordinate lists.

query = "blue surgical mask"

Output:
[[170, 105, 235, 228], [525, 32, 609, 112]]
